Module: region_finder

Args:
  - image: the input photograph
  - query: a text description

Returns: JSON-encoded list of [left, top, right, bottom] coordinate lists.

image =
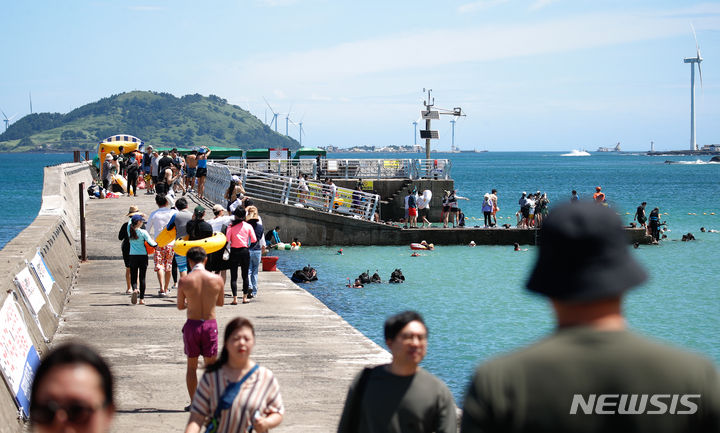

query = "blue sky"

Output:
[[1, 1, 719, 151]]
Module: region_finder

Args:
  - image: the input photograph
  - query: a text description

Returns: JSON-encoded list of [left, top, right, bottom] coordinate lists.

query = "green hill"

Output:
[[0, 91, 300, 152]]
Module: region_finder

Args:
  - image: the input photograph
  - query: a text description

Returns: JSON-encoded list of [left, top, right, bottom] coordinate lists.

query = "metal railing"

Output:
[[216, 158, 451, 180], [205, 163, 380, 221]]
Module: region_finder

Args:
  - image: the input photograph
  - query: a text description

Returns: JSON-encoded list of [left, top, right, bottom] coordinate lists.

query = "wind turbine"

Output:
[[684, 24, 703, 151], [1, 109, 17, 132], [412, 114, 421, 146], [285, 104, 294, 136], [263, 98, 279, 132], [450, 119, 457, 152], [291, 113, 306, 146]]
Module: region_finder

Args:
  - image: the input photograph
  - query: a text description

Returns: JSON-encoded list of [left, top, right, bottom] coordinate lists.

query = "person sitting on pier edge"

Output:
[[266, 226, 281, 247], [462, 201, 720, 433], [338, 310, 456, 433]]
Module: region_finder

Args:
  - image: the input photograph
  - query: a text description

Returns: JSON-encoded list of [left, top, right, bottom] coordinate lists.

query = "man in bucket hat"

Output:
[[462, 201, 720, 432]]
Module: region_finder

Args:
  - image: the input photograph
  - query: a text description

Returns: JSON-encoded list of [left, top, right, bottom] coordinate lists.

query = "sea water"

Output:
[[275, 152, 720, 401], [2, 151, 719, 402]]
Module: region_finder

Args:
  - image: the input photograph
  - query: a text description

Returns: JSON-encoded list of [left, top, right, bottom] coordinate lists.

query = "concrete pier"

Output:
[[0, 163, 391, 433], [54, 192, 391, 432]]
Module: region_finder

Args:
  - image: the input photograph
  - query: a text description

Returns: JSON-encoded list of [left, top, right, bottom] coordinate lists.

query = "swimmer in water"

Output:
[[411, 252, 420, 257], [513, 242, 528, 252], [469, 241, 476, 247], [346, 278, 363, 288], [337, 249, 344, 255]]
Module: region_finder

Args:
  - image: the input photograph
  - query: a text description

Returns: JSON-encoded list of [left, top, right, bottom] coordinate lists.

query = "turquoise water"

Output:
[[2, 151, 719, 402], [274, 152, 720, 401], [0, 153, 74, 247]]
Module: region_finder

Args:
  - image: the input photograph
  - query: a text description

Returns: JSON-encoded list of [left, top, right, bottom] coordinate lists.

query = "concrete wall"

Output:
[[0, 162, 94, 432], [249, 197, 651, 247]]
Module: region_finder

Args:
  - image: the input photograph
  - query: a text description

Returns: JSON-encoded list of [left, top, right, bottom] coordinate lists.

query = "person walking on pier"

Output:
[[227, 207, 257, 305], [196, 146, 211, 199], [169, 198, 194, 280], [127, 214, 157, 305], [177, 247, 224, 412], [147, 194, 176, 296], [184, 317, 284, 433], [461, 201, 720, 433], [245, 206, 265, 299], [490, 189, 499, 226], [338, 310, 457, 433]]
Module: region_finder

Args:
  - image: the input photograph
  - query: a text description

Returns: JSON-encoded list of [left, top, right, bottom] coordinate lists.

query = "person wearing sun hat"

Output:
[[462, 201, 720, 432], [126, 213, 157, 305], [101, 153, 114, 191], [118, 206, 142, 294]]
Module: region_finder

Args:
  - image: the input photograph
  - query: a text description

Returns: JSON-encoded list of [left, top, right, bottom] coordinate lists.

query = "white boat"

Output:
[[561, 149, 591, 157]]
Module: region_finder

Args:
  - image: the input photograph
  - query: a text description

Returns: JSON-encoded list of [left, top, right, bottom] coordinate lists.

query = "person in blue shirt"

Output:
[[127, 214, 157, 305], [266, 226, 281, 247]]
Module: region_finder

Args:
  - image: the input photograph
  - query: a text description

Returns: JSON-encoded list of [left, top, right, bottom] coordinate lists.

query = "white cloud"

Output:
[[529, 0, 559, 12], [458, 0, 508, 14], [232, 8, 720, 85]]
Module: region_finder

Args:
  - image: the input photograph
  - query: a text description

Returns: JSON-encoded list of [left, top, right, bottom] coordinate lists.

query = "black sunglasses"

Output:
[[30, 400, 105, 425]]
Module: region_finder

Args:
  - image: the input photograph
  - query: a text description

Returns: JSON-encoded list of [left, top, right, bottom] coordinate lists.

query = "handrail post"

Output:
[[79, 182, 87, 261]]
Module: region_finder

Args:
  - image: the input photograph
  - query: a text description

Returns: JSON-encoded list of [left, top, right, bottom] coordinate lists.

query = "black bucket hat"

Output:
[[526, 201, 647, 302]]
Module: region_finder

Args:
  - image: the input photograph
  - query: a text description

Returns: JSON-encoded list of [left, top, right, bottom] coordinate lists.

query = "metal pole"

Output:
[[79, 182, 87, 261], [690, 64, 696, 151]]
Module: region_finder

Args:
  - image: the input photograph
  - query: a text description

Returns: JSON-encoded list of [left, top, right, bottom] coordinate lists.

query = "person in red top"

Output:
[[226, 207, 257, 304]]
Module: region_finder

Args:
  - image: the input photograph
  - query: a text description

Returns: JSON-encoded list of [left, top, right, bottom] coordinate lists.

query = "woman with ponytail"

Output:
[[226, 207, 256, 305], [184, 317, 283, 433], [127, 213, 156, 305]]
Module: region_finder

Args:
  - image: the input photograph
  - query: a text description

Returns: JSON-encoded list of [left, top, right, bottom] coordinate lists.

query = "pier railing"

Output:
[[205, 163, 380, 221], [215, 158, 451, 180]]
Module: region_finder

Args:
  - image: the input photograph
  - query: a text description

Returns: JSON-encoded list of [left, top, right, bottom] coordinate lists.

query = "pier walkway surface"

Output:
[[53, 192, 390, 432]]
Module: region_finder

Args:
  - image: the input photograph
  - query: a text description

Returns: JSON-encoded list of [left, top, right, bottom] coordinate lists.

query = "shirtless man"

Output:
[[185, 150, 197, 192], [177, 247, 224, 411]]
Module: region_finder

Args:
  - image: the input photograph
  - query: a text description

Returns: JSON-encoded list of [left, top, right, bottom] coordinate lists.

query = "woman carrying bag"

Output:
[[127, 213, 157, 305], [184, 317, 283, 433], [226, 207, 256, 305]]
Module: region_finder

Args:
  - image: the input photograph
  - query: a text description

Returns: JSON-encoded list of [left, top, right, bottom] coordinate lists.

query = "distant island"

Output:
[[0, 91, 299, 152]]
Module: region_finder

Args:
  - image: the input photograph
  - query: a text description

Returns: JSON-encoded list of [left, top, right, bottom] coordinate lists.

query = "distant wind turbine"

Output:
[[1, 109, 18, 132], [263, 98, 279, 132], [285, 104, 294, 136], [684, 24, 703, 151]]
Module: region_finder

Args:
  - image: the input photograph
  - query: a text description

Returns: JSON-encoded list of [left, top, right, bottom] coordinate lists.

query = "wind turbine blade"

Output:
[[0, 109, 7, 120], [691, 23, 699, 56], [263, 97, 276, 114], [698, 63, 703, 89]]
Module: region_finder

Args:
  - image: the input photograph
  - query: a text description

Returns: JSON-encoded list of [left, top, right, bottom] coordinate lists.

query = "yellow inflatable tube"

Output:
[[155, 227, 177, 248], [173, 232, 227, 255], [111, 174, 127, 192]]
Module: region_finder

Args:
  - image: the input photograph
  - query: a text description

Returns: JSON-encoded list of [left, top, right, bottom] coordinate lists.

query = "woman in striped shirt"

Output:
[[185, 317, 283, 433]]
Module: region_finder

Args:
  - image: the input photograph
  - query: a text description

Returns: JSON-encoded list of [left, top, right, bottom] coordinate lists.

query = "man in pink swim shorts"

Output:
[[177, 247, 225, 411]]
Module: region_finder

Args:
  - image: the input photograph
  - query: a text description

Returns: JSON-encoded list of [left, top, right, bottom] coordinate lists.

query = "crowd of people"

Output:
[[33, 202, 720, 432], [119, 194, 267, 306], [96, 146, 211, 201]]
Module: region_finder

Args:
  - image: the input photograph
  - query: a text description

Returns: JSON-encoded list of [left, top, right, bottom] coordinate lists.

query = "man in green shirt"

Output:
[[462, 201, 720, 432], [338, 311, 457, 433]]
